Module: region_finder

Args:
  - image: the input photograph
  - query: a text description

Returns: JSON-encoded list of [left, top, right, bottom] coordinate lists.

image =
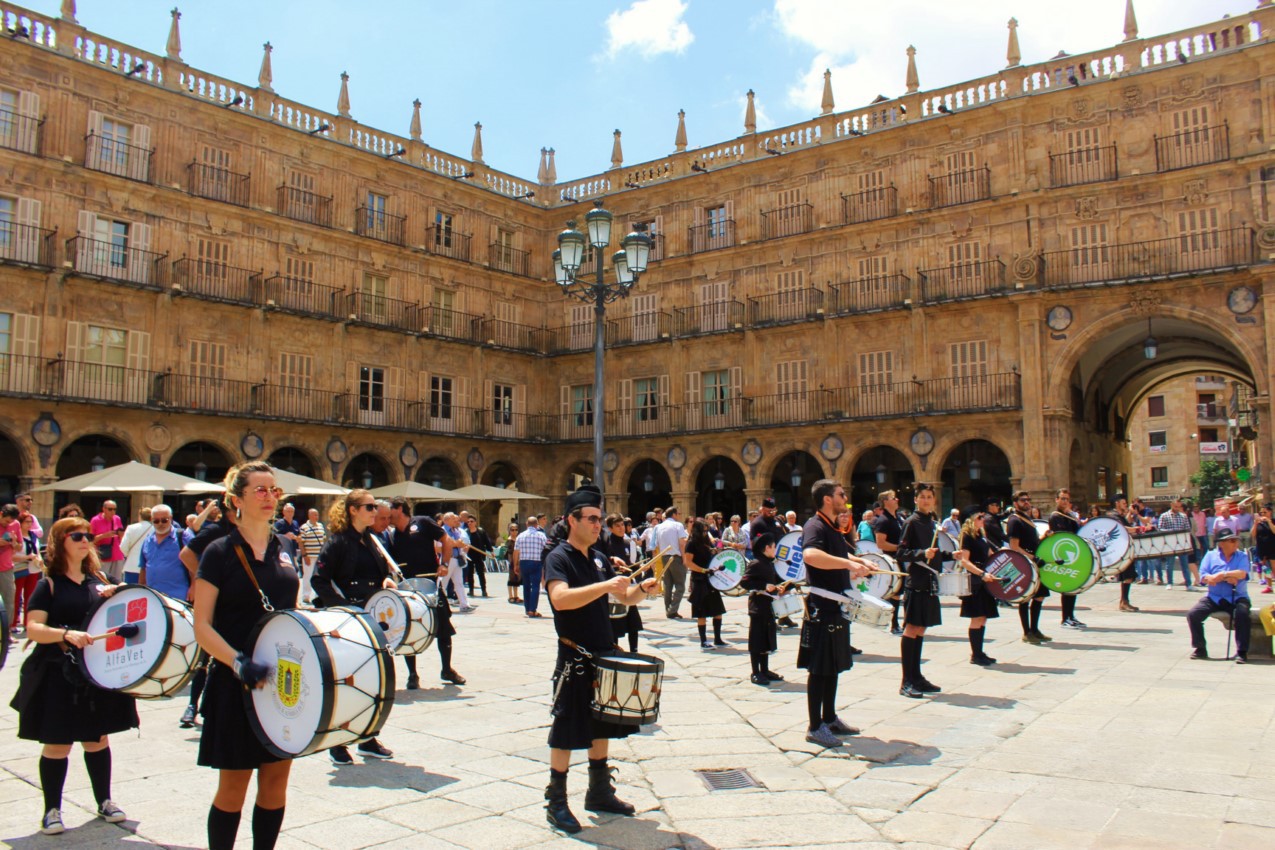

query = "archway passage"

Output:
[[563, 461, 593, 495], [0, 431, 24, 504], [54, 435, 134, 519], [416, 456, 462, 515], [770, 450, 823, 520], [267, 446, 317, 477], [344, 453, 392, 491], [849, 445, 914, 515], [695, 456, 747, 520], [940, 439, 1013, 515], [166, 441, 234, 525], [479, 460, 524, 532], [626, 459, 671, 520]]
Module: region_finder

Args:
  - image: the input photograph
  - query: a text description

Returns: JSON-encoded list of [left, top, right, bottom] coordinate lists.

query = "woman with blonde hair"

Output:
[[957, 510, 1002, 666], [11, 517, 135, 834]]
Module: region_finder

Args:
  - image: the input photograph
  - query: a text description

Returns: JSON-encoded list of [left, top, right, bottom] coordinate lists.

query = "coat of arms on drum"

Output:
[[274, 644, 306, 715]]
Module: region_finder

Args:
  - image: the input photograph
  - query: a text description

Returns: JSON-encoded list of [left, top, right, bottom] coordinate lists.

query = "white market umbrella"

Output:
[[447, 484, 545, 501], [368, 481, 458, 501], [32, 461, 221, 493]]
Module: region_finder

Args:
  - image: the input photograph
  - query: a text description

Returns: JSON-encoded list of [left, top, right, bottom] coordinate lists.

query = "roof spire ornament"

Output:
[[337, 72, 351, 118], [409, 99, 422, 141], [905, 45, 920, 94], [537, 147, 548, 184], [674, 109, 688, 152], [471, 122, 484, 164], [166, 8, 182, 61], [60, 0, 76, 22], [1123, 0, 1139, 41], [820, 69, 835, 115], [258, 42, 273, 92], [1005, 18, 1021, 68], [611, 129, 623, 168], [546, 147, 557, 183], [744, 90, 756, 134]]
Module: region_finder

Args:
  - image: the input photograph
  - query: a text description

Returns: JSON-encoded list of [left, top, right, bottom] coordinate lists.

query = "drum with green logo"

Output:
[[1035, 532, 1100, 595]]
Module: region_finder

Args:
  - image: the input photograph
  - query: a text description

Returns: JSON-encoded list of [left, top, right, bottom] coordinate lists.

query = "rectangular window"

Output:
[[1177, 208, 1220, 258], [1149, 430, 1167, 453], [571, 383, 594, 427], [699, 281, 730, 332], [430, 287, 456, 335], [91, 217, 129, 270], [0, 196, 12, 254], [188, 339, 226, 379], [1151, 467, 1169, 488], [283, 254, 315, 303], [99, 117, 132, 173], [631, 293, 658, 342], [859, 350, 894, 391], [776, 359, 808, 420], [0, 88, 16, 149], [1199, 427, 1220, 443], [365, 191, 388, 238], [360, 272, 388, 322], [949, 340, 988, 382], [635, 377, 660, 422], [359, 366, 385, 414], [494, 227, 515, 266], [707, 205, 728, 238], [775, 268, 804, 315], [430, 375, 454, 420], [1069, 223, 1110, 280], [434, 211, 454, 248], [0, 311, 9, 355], [1097, 467, 1109, 501], [197, 145, 236, 202], [568, 304, 591, 349], [82, 324, 128, 393], [703, 369, 731, 417], [1147, 395, 1165, 417], [492, 382, 514, 425], [278, 351, 312, 387], [947, 240, 983, 282], [194, 237, 230, 289]]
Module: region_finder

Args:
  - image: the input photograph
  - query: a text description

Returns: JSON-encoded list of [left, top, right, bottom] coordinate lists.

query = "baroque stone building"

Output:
[[0, 2, 1271, 527]]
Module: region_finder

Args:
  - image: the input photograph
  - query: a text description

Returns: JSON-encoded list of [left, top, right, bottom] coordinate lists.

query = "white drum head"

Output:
[[775, 532, 806, 584], [366, 590, 410, 652], [248, 612, 328, 757], [81, 586, 172, 690], [1079, 517, 1132, 574], [856, 539, 881, 555]]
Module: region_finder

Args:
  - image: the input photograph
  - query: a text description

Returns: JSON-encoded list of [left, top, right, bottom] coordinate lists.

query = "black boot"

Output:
[[585, 759, 635, 816], [544, 769, 582, 834], [913, 636, 940, 693], [899, 636, 922, 698]]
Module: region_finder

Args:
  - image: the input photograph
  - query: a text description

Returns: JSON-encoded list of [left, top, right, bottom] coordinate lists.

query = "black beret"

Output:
[[565, 484, 603, 513], [752, 532, 776, 550]]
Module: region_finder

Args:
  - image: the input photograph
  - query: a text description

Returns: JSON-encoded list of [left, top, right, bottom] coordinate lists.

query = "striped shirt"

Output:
[[514, 526, 548, 562], [299, 521, 327, 560]]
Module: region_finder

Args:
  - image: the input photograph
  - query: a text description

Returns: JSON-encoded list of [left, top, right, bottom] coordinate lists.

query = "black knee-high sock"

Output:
[[890, 598, 900, 630], [437, 635, 453, 672], [806, 674, 828, 730], [968, 627, 980, 655], [208, 806, 242, 850], [189, 665, 207, 709], [39, 756, 68, 812], [252, 805, 286, 850], [712, 619, 722, 642], [1018, 603, 1031, 634], [1061, 594, 1076, 621], [697, 623, 707, 643], [1030, 599, 1043, 632], [628, 630, 639, 653], [404, 654, 417, 675], [83, 747, 112, 804], [899, 635, 915, 683], [915, 635, 926, 677], [821, 674, 838, 723], [1120, 582, 1131, 603]]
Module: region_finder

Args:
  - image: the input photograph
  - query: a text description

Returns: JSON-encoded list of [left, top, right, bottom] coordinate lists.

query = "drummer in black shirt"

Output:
[[897, 483, 965, 698], [749, 498, 793, 627], [686, 519, 727, 649], [193, 462, 300, 850], [1049, 489, 1087, 629], [872, 489, 905, 635], [957, 507, 1002, 665], [386, 498, 465, 690], [740, 532, 784, 685], [1007, 491, 1051, 644], [604, 514, 644, 654], [1108, 494, 1142, 612], [799, 479, 873, 748], [178, 502, 233, 729], [311, 490, 397, 766], [543, 485, 659, 834]]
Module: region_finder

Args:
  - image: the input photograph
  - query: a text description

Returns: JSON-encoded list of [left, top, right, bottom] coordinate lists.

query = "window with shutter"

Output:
[[568, 304, 592, 349], [492, 382, 514, 425], [700, 281, 729, 332], [775, 268, 804, 317], [0, 196, 12, 259], [429, 375, 454, 427], [1068, 224, 1109, 282], [358, 366, 386, 423], [97, 117, 132, 176], [434, 211, 454, 249], [635, 377, 660, 423], [1178, 208, 1220, 258], [181, 339, 226, 410], [706, 204, 729, 244], [858, 350, 894, 392], [633, 215, 664, 260], [275, 351, 312, 419], [360, 273, 389, 323], [430, 288, 457, 336], [631, 293, 657, 342], [703, 369, 731, 418], [0, 89, 16, 150], [948, 241, 983, 284], [949, 341, 989, 399], [571, 384, 594, 432], [0, 312, 38, 392], [199, 145, 234, 202], [195, 237, 230, 289], [776, 359, 808, 420], [855, 255, 889, 306], [284, 254, 315, 303], [286, 170, 318, 222]]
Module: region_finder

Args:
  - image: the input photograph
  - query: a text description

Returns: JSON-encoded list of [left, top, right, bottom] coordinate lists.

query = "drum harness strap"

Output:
[[553, 637, 624, 708], [233, 545, 276, 613]]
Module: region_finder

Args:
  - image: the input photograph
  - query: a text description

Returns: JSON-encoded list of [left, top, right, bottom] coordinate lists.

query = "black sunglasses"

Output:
[[355, 503, 378, 512], [67, 531, 93, 542]]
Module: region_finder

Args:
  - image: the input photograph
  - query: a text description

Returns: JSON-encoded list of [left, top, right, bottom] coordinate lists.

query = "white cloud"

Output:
[[605, 0, 694, 59]]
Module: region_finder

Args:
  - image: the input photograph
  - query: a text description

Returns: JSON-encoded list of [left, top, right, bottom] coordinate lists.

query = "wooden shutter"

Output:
[[658, 374, 669, 408], [130, 221, 151, 285], [729, 366, 742, 397], [684, 370, 701, 402], [346, 360, 359, 396], [64, 322, 84, 362], [126, 331, 150, 370], [513, 383, 525, 414], [560, 384, 570, 415], [12, 313, 39, 356], [15, 197, 40, 263], [86, 110, 104, 139], [419, 371, 432, 402], [386, 367, 403, 402], [16, 91, 38, 153], [618, 378, 633, 411], [483, 378, 493, 412]]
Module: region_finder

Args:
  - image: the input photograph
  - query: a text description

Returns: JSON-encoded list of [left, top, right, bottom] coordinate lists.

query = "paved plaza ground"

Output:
[[0, 581, 1270, 849]]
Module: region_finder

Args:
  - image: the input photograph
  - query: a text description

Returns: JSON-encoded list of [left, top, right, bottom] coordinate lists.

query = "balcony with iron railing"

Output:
[[171, 258, 260, 305], [155, 371, 259, 417], [830, 273, 912, 314], [356, 207, 406, 246], [260, 275, 343, 319], [488, 243, 530, 277], [1049, 145, 1119, 187], [823, 373, 1022, 421], [345, 291, 419, 333], [647, 233, 665, 263], [188, 162, 251, 207], [418, 402, 481, 436], [677, 398, 747, 433], [1197, 402, 1227, 423], [0, 222, 56, 268], [536, 325, 594, 356], [748, 288, 824, 327], [277, 185, 333, 227], [85, 133, 152, 182], [476, 409, 544, 441], [917, 258, 1007, 302], [66, 235, 167, 289], [420, 305, 481, 343], [333, 394, 420, 431], [478, 318, 541, 353], [606, 405, 677, 439], [0, 108, 41, 155], [674, 301, 745, 336], [56, 358, 158, 407], [689, 220, 736, 253], [760, 203, 813, 240], [928, 166, 991, 208], [541, 411, 595, 442], [1040, 228, 1254, 288], [256, 383, 333, 422], [841, 186, 898, 225], [426, 226, 472, 262], [608, 311, 673, 347], [0, 352, 48, 396], [1155, 122, 1229, 172]]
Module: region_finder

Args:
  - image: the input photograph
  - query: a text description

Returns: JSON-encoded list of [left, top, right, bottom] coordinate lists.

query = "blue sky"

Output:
[[27, 0, 1238, 179]]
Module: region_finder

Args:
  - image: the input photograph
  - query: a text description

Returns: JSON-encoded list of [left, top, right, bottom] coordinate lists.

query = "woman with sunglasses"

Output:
[[193, 462, 299, 850], [311, 489, 397, 766], [11, 517, 135, 835], [957, 510, 1001, 666]]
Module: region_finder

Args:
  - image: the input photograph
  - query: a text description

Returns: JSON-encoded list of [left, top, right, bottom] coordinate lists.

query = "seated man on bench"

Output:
[[1187, 528, 1252, 663]]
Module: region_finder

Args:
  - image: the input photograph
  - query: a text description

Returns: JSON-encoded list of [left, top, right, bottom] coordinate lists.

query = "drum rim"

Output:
[[593, 651, 665, 673], [984, 549, 1041, 604], [244, 608, 396, 760], [78, 585, 175, 692], [366, 588, 429, 653]]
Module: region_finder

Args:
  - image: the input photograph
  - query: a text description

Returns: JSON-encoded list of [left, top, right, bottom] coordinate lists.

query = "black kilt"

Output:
[[904, 588, 942, 628], [547, 646, 638, 751], [689, 580, 726, 619], [12, 650, 139, 744], [958, 576, 1000, 619], [197, 662, 287, 770], [611, 605, 643, 641], [748, 610, 777, 655], [796, 601, 851, 674], [1117, 564, 1138, 583]]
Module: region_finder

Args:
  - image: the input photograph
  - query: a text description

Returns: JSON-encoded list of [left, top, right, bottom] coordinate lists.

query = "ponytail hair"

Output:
[[328, 489, 372, 534]]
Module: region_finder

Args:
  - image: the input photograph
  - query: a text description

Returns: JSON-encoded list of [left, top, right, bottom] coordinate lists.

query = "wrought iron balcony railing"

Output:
[[830, 273, 912, 314], [0, 221, 56, 268], [277, 185, 333, 227], [155, 372, 259, 417], [488, 243, 530, 276], [1040, 228, 1254, 288], [689, 220, 736, 253], [426, 226, 472, 262], [261, 275, 343, 319], [420, 305, 481, 343], [674, 301, 745, 336], [841, 186, 898, 225], [478, 318, 541, 353], [0, 108, 41, 155], [917, 258, 1007, 302], [188, 163, 251, 207], [608, 311, 673, 347], [1049, 144, 1118, 187], [356, 207, 406, 246], [928, 166, 991, 208], [66, 235, 167, 288], [1155, 122, 1229, 172], [85, 133, 152, 182], [748, 288, 824, 327], [344, 291, 419, 333], [171, 258, 260, 305], [760, 203, 813, 240]]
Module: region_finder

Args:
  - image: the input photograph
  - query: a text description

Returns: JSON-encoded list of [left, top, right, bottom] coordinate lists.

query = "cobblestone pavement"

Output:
[[0, 581, 1271, 849]]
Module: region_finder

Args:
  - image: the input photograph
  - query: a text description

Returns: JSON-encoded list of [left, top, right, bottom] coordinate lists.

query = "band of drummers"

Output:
[[3, 460, 1265, 843]]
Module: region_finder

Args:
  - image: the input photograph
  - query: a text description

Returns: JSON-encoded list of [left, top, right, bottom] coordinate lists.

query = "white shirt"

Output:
[[941, 516, 962, 539], [653, 517, 689, 555], [120, 519, 153, 571]]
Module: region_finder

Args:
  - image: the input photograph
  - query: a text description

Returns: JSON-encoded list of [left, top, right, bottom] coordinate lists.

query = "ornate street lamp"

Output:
[[1143, 317, 1158, 360], [552, 200, 651, 489]]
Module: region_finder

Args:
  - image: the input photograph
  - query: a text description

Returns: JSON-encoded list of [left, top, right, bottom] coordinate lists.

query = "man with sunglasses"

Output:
[[1007, 491, 1052, 643], [1048, 489, 1087, 628], [139, 505, 192, 602], [90, 501, 126, 583]]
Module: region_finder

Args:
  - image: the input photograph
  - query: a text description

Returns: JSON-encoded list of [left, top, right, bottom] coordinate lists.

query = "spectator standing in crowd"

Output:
[[13, 511, 41, 633], [513, 517, 548, 617], [784, 511, 802, 533], [1212, 504, 1238, 545], [89, 501, 126, 583], [464, 514, 492, 598], [0, 503, 23, 635], [941, 509, 962, 540], [139, 505, 192, 602], [653, 507, 690, 619], [57, 504, 84, 520], [720, 515, 747, 554], [273, 503, 301, 544], [119, 507, 153, 582], [1235, 503, 1255, 555], [856, 511, 875, 547], [1255, 506, 1275, 594], [297, 508, 326, 606], [503, 522, 522, 604], [1157, 499, 1196, 589], [14, 492, 42, 538]]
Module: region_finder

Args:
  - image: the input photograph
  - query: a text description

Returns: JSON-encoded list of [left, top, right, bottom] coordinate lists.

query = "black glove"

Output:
[[232, 652, 270, 688]]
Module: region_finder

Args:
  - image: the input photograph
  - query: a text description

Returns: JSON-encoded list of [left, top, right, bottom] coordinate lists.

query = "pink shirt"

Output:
[[89, 512, 125, 561], [0, 520, 19, 572]]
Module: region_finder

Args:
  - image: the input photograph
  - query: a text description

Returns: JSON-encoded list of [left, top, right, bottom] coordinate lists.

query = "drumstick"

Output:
[[368, 534, 406, 584], [868, 569, 909, 577], [87, 623, 141, 642]]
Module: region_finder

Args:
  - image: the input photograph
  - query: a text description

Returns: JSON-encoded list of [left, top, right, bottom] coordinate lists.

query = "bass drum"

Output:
[[855, 552, 901, 600], [80, 586, 199, 699], [983, 550, 1040, 605], [774, 532, 806, 585], [708, 549, 747, 597], [245, 608, 395, 759], [1036, 532, 1101, 595], [365, 589, 435, 655], [856, 539, 881, 556], [1079, 517, 1134, 577]]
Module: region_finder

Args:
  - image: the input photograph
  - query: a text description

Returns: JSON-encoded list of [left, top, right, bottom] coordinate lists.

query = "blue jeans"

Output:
[[1167, 552, 1191, 585], [521, 561, 542, 614]]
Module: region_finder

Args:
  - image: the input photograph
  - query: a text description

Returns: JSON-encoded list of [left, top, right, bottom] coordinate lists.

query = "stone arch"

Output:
[[768, 449, 824, 519], [481, 460, 524, 490], [936, 439, 1014, 514], [693, 455, 747, 520], [625, 459, 672, 519], [267, 445, 319, 477], [562, 460, 593, 494], [165, 440, 235, 483], [0, 417, 37, 479], [416, 456, 464, 490], [54, 433, 138, 518], [342, 451, 396, 490], [56, 426, 142, 467], [0, 422, 29, 503], [845, 444, 915, 514]]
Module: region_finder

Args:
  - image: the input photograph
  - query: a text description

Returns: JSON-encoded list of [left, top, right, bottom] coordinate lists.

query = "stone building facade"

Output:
[[0, 3, 1271, 526]]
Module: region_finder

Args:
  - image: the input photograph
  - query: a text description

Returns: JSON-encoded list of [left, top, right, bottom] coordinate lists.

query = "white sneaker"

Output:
[[97, 800, 126, 823], [42, 808, 64, 835]]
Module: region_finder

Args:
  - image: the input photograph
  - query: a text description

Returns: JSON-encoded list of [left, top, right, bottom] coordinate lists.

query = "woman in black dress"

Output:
[[604, 515, 643, 653], [12, 517, 136, 835], [684, 520, 726, 649], [740, 533, 784, 685], [896, 483, 963, 698], [193, 462, 300, 850], [957, 511, 1002, 666], [1255, 507, 1275, 593]]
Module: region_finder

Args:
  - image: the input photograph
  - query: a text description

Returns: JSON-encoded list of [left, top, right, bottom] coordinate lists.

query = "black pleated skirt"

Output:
[[547, 647, 638, 751], [611, 605, 643, 640], [197, 663, 288, 770], [748, 610, 777, 655], [959, 576, 1001, 619], [13, 652, 139, 744], [796, 602, 851, 674], [689, 580, 726, 619], [904, 588, 942, 628]]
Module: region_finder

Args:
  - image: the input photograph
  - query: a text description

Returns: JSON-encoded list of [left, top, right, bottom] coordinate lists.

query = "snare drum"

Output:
[[983, 550, 1040, 605], [775, 532, 806, 585], [1131, 530, 1194, 559], [935, 529, 958, 572], [937, 571, 972, 597], [365, 589, 435, 655], [1079, 517, 1134, 577], [708, 549, 747, 596], [856, 552, 902, 600], [400, 577, 441, 608], [591, 652, 663, 725], [771, 592, 805, 620], [80, 586, 199, 699], [856, 539, 881, 555], [245, 608, 394, 759], [842, 590, 893, 628], [1036, 532, 1100, 595]]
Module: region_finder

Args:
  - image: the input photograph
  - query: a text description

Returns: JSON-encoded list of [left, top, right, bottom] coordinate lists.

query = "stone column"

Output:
[[1015, 297, 1051, 494]]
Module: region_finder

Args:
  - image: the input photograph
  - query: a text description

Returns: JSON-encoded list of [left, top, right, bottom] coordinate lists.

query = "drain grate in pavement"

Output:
[[695, 768, 762, 791]]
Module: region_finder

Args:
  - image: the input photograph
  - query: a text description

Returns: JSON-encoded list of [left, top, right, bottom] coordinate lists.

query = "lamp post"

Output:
[[553, 201, 651, 488]]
